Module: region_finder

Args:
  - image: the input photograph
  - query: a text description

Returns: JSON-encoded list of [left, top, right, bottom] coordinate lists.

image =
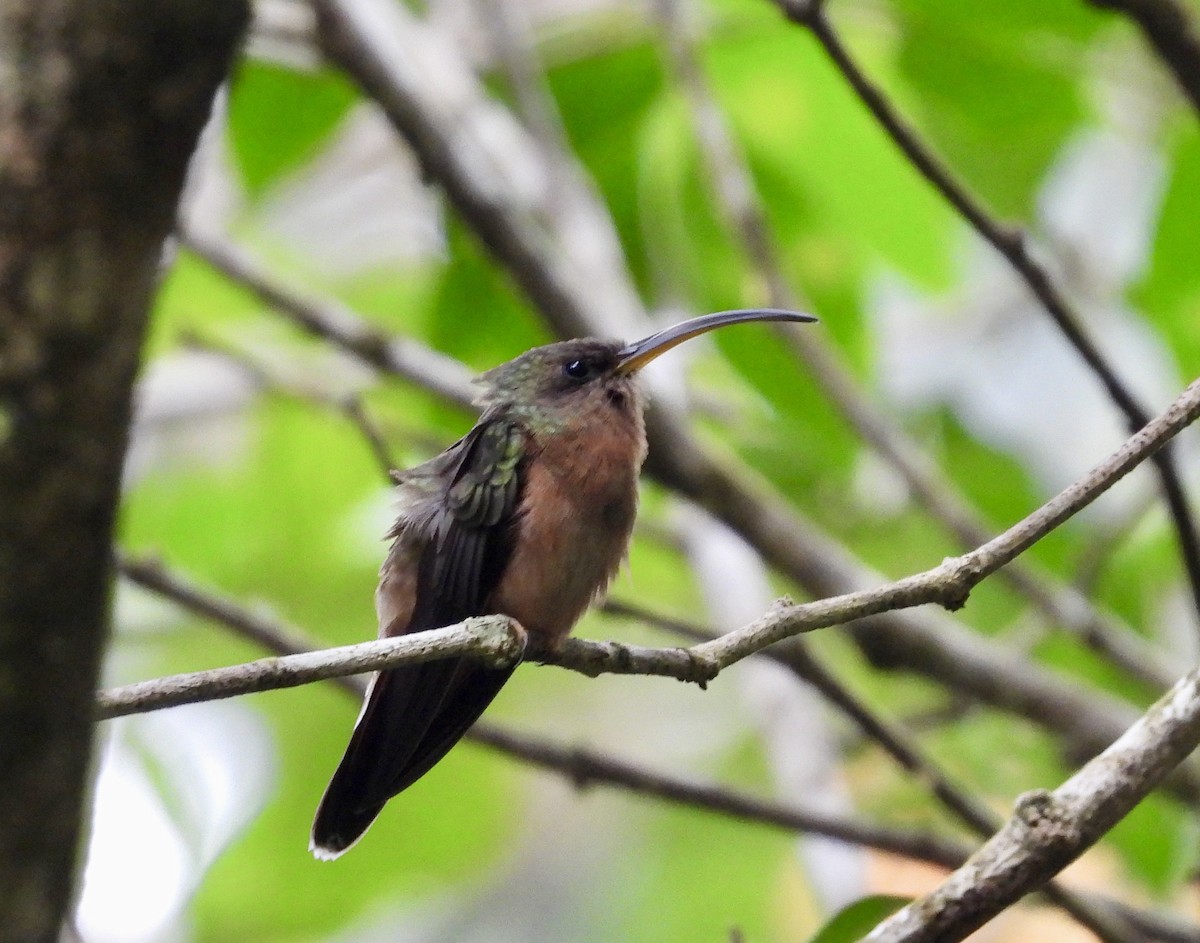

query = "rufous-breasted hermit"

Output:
[[311, 308, 817, 858]]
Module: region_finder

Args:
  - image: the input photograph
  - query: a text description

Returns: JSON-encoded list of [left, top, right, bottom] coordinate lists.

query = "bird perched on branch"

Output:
[[311, 308, 816, 858]]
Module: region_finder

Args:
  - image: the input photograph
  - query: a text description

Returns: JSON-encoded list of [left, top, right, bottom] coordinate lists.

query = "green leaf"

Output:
[[805, 895, 912, 943], [889, 0, 1098, 216], [227, 61, 357, 197], [546, 38, 666, 296], [1107, 793, 1200, 896], [1135, 128, 1200, 376]]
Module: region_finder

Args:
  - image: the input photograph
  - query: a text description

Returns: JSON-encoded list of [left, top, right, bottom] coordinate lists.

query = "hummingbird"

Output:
[[311, 308, 816, 859]]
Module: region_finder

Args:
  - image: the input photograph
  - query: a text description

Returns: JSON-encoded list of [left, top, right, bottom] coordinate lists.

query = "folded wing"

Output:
[[311, 418, 527, 858]]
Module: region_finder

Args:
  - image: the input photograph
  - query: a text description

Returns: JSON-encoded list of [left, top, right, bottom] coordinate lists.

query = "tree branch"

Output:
[[1086, 0, 1200, 117], [177, 229, 476, 409], [772, 0, 1200, 631], [470, 726, 969, 870], [619, 598, 1187, 941], [694, 373, 1200, 671], [112, 556, 969, 870], [177, 328, 406, 471], [683, 623, 1141, 943], [96, 616, 525, 720], [114, 557, 1200, 942], [866, 663, 1200, 943]]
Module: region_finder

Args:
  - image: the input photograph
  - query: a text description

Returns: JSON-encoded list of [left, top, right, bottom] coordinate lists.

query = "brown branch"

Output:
[[0, 5, 247, 942], [772, 0, 1200, 633], [653, 0, 1173, 693], [1087, 0, 1200, 117]]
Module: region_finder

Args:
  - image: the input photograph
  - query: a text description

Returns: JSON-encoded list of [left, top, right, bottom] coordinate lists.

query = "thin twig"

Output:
[[471, 725, 968, 869], [689, 374, 1200, 672], [654, 0, 1173, 692], [771, 0, 1200, 634], [177, 228, 477, 409], [178, 329, 405, 472], [97, 613, 524, 719], [761, 642, 1137, 943]]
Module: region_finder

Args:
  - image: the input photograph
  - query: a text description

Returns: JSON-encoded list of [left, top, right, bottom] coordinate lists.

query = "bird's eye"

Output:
[[563, 359, 591, 380]]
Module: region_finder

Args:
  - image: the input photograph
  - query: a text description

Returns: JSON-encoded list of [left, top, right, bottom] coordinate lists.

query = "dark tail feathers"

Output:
[[311, 657, 514, 859]]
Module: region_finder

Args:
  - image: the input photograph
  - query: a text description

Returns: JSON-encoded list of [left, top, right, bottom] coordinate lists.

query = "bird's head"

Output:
[[473, 308, 817, 431]]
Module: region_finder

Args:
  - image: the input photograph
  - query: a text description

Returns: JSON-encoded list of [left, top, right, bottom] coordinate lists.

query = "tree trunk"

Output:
[[0, 4, 248, 941]]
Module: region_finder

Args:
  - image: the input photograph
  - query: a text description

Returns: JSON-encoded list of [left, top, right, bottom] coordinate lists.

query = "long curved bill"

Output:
[[614, 308, 817, 375]]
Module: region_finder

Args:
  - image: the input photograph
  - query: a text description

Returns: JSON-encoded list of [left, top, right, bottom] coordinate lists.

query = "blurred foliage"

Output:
[[107, 0, 1200, 940], [804, 895, 911, 943]]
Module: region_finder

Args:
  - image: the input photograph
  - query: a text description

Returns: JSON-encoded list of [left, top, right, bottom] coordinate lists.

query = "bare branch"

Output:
[[694, 374, 1200, 669], [109, 374, 1200, 712], [118, 554, 321, 665], [771, 0, 1200, 629], [750, 642, 1136, 943], [178, 329, 403, 473], [1086, 0, 1200, 117], [470, 726, 969, 870], [113, 557, 970, 870], [96, 616, 524, 720], [178, 228, 477, 409], [618, 600, 1160, 943], [867, 664, 1200, 943]]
